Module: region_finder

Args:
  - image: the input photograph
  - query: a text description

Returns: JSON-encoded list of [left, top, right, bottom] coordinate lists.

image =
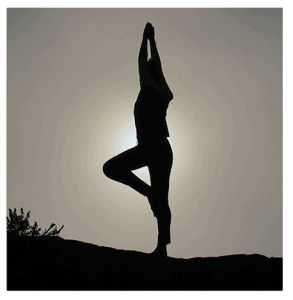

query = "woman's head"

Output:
[[148, 58, 161, 83]]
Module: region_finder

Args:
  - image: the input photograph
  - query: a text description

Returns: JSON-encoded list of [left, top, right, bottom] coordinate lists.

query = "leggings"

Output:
[[103, 137, 173, 245]]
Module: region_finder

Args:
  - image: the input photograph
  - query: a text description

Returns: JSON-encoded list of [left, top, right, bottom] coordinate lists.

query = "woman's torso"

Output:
[[134, 85, 171, 142]]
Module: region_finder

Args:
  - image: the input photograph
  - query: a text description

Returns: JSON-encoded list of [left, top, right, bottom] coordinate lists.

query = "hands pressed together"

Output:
[[143, 22, 155, 40]]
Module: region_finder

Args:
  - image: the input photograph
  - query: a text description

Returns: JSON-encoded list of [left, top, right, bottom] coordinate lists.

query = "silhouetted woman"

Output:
[[103, 23, 173, 257]]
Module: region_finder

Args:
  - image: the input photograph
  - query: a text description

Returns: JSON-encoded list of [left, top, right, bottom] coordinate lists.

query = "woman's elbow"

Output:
[[161, 88, 173, 101], [164, 92, 173, 101]]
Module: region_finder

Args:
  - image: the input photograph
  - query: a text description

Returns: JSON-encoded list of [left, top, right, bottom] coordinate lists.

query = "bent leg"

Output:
[[103, 145, 150, 196]]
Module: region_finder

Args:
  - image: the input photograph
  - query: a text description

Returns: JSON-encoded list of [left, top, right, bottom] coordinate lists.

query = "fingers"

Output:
[[145, 23, 154, 38], [146, 22, 153, 28], [143, 23, 155, 39]]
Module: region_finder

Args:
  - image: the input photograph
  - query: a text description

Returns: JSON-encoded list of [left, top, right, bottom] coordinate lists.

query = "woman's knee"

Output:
[[155, 202, 171, 218], [103, 160, 116, 179]]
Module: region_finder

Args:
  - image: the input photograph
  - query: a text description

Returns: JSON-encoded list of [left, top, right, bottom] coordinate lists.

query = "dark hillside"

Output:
[[7, 236, 282, 290]]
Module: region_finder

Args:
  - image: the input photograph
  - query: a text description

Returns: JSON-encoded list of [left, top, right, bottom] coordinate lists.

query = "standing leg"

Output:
[[148, 138, 173, 255]]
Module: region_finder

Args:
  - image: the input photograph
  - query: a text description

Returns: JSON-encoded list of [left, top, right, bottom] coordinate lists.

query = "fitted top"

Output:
[[134, 85, 171, 142]]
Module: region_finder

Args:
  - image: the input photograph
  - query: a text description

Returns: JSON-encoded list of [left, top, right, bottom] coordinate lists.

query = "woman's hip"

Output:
[[138, 136, 173, 166]]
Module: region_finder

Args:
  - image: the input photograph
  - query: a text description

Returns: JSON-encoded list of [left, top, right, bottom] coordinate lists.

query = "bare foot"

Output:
[[150, 245, 167, 257]]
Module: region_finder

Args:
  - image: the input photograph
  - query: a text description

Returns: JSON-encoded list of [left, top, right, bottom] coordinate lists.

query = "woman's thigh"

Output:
[[104, 145, 148, 174], [104, 138, 173, 190]]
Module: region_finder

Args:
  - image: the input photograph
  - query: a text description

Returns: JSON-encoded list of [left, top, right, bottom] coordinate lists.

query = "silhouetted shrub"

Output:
[[7, 207, 64, 237]]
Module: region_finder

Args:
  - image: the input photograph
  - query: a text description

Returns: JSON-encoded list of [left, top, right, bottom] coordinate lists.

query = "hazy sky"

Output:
[[7, 8, 282, 258]]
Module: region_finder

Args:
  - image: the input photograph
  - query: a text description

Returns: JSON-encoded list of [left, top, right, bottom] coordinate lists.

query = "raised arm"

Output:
[[138, 34, 148, 66], [149, 36, 163, 75], [138, 23, 152, 86], [149, 26, 173, 101]]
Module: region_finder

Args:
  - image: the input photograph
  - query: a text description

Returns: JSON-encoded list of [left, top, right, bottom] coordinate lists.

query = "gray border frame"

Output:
[[0, 0, 292, 300]]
